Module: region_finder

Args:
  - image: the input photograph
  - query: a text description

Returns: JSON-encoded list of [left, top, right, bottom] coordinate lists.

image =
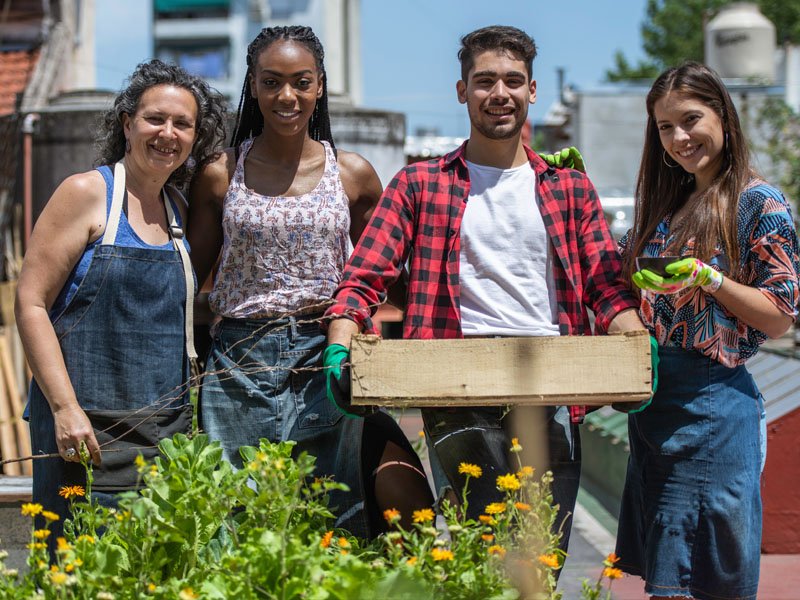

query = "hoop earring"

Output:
[[663, 150, 679, 168], [125, 139, 131, 153]]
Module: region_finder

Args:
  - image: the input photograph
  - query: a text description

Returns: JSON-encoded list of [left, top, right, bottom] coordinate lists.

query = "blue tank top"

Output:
[[50, 165, 189, 319]]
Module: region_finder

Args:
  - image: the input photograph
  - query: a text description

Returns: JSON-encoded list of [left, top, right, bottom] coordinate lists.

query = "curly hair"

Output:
[[458, 26, 537, 81], [230, 25, 334, 148], [94, 59, 227, 189]]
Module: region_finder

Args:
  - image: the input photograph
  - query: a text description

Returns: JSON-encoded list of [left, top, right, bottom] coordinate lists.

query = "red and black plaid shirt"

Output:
[[326, 142, 639, 422]]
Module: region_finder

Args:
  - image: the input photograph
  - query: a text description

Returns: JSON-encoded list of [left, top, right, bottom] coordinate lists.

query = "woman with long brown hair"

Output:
[[615, 62, 799, 600]]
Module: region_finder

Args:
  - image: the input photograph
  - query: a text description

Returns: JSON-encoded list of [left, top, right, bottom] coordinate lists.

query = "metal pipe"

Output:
[[22, 113, 39, 251]]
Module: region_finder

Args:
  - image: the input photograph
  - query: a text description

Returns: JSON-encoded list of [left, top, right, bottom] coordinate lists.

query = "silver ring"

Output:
[[64, 448, 77, 459]]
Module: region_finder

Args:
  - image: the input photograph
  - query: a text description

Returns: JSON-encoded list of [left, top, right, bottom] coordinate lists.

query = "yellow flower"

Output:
[[135, 455, 146, 468], [77, 535, 95, 544], [605, 552, 620, 564], [50, 565, 59, 572], [320, 531, 333, 548], [256, 451, 268, 462], [481, 534, 494, 542], [538, 553, 561, 569], [406, 556, 418, 566], [430, 548, 454, 561], [149, 465, 158, 477], [514, 502, 531, 511], [485, 502, 506, 515], [478, 514, 496, 525], [65, 563, 75, 573], [458, 462, 482, 478], [488, 545, 506, 557], [510, 437, 522, 452], [26, 542, 46, 550], [496, 473, 520, 492], [56, 537, 72, 551], [517, 466, 534, 478], [179, 588, 198, 600], [383, 508, 401, 523], [338, 537, 351, 549], [50, 571, 68, 585], [340, 550, 348, 555], [412, 508, 435, 523], [41, 510, 59, 521], [21, 503, 43, 517], [33, 529, 51, 540], [603, 567, 623, 580], [58, 486, 85, 499], [148, 584, 157, 592], [418, 430, 425, 438]]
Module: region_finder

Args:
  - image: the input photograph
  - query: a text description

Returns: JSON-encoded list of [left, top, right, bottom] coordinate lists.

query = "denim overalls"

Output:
[[28, 162, 194, 537]]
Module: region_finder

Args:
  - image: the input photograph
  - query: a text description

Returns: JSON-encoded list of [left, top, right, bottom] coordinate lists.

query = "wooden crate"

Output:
[[349, 331, 652, 407]]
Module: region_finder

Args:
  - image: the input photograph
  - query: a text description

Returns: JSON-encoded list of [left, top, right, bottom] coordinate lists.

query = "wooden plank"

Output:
[[0, 281, 15, 328], [0, 353, 21, 475], [0, 331, 31, 475], [349, 331, 652, 407]]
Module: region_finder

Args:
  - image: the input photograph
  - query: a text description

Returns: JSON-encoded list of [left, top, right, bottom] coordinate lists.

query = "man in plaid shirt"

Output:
[[324, 26, 645, 552]]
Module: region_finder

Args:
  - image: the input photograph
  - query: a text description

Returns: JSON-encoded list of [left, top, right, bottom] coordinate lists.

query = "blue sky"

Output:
[[95, 1, 649, 138]]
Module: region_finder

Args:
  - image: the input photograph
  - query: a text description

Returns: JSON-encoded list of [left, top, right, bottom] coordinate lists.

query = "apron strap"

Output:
[[101, 161, 126, 246], [163, 188, 198, 362]]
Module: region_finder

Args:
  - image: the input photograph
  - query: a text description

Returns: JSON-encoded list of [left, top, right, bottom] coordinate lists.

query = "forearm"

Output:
[[607, 308, 646, 333], [327, 317, 361, 348], [712, 278, 794, 339]]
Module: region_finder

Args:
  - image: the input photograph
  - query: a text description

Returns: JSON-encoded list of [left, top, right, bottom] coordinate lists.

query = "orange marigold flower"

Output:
[[338, 537, 351, 549], [458, 462, 482, 478], [77, 535, 94, 544], [56, 537, 71, 551], [21, 503, 43, 516], [179, 588, 198, 600], [485, 502, 506, 515], [33, 529, 51, 540], [481, 534, 494, 542], [514, 502, 531, 511], [58, 486, 85, 499], [41, 510, 59, 522], [603, 567, 623, 580], [488, 545, 506, 557], [430, 547, 454, 561], [538, 553, 561, 569], [50, 571, 68, 585], [407, 556, 418, 566], [605, 552, 620, 564], [510, 437, 522, 452], [320, 530, 333, 548], [478, 514, 496, 524], [383, 508, 401, 523], [418, 430, 425, 438], [412, 508, 435, 523], [517, 466, 534, 478], [496, 473, 520, 492]]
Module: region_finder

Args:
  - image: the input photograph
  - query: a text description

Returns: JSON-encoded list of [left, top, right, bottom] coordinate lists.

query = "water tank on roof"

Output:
[[705, 3, 776, 82]]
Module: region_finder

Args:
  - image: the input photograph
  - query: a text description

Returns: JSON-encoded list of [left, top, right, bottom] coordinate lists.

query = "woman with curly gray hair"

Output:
[[15, 58, 226, 549]]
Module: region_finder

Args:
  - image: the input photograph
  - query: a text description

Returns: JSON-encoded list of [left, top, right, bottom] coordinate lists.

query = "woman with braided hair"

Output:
[[188, 26, 432, 537]]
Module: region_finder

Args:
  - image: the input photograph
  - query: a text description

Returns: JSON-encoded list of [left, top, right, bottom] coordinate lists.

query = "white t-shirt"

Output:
[[459, 160, 559, 337]]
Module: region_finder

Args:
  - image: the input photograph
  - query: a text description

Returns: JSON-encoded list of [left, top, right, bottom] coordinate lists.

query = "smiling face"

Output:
[[457, 49, 535, 142], [249, 39, 323, 139], [654, 91, 725, 190], [123, 84, 197, 175]]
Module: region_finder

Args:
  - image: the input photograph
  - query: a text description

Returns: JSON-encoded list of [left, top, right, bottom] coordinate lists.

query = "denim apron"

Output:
[[616, 346, 762, 600], [29, 162, 194, 532]]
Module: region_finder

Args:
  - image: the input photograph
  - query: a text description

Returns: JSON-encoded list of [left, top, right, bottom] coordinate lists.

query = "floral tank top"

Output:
[[209, 139, 351, 318], [619, 179, 799, 367]]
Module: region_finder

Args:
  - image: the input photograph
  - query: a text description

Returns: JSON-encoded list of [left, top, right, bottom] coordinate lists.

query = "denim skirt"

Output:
[[199, 315, 369, 537], [615, 347, 763, 600]]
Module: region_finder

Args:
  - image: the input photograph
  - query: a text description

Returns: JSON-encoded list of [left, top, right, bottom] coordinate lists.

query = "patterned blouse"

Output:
[[619, 179, 800, 367], [209, 139, 350, 319]]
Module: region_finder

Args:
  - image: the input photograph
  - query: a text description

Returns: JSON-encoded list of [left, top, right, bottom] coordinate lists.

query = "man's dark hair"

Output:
[[458, 25, 537, 81]]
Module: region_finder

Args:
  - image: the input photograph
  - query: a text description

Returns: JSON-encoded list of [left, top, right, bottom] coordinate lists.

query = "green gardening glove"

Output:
[[633, 258, 723, 294], [539, 146, 586, 173], [613, 336, 659, 414], [323, 344, 373, 418]]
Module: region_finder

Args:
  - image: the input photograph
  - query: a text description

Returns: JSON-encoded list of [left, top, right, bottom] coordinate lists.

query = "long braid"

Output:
[[231, 26, 335, 148]]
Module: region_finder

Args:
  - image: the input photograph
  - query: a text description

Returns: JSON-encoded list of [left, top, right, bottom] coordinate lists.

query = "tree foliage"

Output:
[[606, 0, 800, 82]]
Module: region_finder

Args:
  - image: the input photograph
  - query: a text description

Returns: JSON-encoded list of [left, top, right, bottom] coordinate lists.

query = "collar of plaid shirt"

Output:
[[326, 141, 639, 422]]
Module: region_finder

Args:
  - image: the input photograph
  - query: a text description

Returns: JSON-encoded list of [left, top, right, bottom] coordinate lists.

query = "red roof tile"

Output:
[[0, 48, 40, 116]]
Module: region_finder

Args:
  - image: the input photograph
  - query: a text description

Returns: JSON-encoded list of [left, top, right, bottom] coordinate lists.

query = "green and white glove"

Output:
[[633, 257, 723, 294], [323, 344, 373, 418], [613, 335, 659, 414], [539, 146, 585, 173]]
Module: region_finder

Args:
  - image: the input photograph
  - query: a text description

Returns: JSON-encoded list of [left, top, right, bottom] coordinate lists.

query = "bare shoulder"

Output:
[[190, 148, 237, 209], [47, 169, 108, 229], [336, 149, 382, 201]]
